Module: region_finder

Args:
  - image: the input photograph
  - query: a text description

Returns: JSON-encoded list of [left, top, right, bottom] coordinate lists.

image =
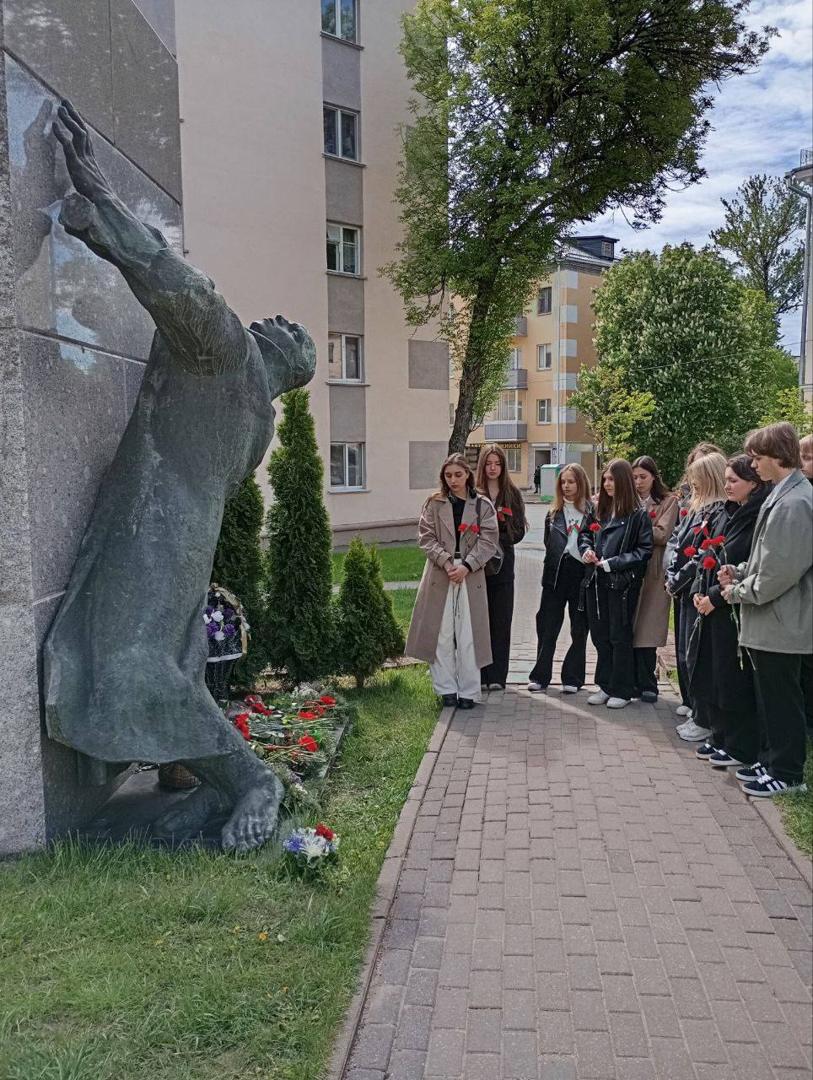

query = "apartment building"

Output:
[[175, 0, 450, 544], [463, 236, 617, 489]]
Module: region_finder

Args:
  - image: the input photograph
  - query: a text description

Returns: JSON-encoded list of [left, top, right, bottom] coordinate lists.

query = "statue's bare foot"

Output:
[[221, 774, 283, 854], [152, 782, 229, 839]]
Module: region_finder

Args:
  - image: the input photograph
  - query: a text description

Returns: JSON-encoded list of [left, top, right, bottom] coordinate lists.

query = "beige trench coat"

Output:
[[406, 493, 499, 667], [633, 493, 679, 647]]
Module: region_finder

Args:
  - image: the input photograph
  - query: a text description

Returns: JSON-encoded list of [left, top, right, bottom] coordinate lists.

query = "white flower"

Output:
[[301, 837, 327, 862], [203, 614, 211, 624], [212, 611, 224, 623], [214, 630, 225, 642]]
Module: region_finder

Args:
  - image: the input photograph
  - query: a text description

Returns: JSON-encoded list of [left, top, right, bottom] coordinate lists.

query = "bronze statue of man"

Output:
[[44, 101, 316, 853]]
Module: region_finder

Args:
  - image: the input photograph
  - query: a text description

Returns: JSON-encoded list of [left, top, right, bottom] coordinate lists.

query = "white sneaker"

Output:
[[606, 697, 630, 709], [527, 681, 545, 693], [561, 685, 579, 694], [675, 715, 695, 735], [676, 720, 712, 743], [676, 705, 692, 717], [588, 691, 610, 706]]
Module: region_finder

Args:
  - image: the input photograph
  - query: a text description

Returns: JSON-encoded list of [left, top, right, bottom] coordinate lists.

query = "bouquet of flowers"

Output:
[[282, 823, 340, 876], [204, 584, 249, 701]]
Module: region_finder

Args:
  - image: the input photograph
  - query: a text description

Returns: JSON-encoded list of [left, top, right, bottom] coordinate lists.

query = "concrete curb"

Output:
[[325, 704, 455, 1080], [752, 797, 813, 890]]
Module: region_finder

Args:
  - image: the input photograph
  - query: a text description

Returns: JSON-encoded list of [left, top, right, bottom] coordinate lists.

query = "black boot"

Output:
[[441, 694, 458, 708], [457, 698, 475, 710]]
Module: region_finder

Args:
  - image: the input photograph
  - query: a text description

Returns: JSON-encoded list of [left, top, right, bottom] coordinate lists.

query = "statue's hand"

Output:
[[52, 99, 112, 202]]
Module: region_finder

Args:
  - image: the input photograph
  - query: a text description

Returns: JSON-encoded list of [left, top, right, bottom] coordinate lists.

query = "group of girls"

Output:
[[406, 426, 812, 799]]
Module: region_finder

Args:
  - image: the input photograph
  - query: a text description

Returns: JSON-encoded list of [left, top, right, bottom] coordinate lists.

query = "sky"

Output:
[[590, 0, 813, 351]]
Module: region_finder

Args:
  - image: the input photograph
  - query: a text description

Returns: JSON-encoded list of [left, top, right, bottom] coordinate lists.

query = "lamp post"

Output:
[[786, 148, 813, 404]]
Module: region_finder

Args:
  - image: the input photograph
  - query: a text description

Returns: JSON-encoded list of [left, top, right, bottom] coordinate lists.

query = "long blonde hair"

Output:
[[686, 452, 727, 511], [551, 463, 591, 515]]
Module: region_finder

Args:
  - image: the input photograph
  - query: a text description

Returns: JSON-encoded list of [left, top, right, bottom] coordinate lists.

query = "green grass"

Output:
[[389, 588, 418, 635], [0, 668, 438, 1080], [775, 741, 813, 857], [332, 545, 425, 585]]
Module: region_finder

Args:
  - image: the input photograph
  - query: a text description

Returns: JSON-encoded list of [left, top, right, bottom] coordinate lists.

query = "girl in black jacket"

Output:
[[687, 456, 769, 767], [528, 464, 592, 693], [579, 459, 653, 708]]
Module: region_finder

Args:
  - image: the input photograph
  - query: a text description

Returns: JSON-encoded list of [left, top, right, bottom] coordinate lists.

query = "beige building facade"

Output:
[[175, 0, 449, 544], [463, 236, 616, 490]]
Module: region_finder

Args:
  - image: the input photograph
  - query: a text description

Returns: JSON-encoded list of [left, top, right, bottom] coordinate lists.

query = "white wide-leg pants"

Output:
[[430, 571, 482, 701]]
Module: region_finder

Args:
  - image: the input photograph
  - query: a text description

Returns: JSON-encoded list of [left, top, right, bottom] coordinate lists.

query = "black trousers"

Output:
[[749, 649, 809, 784], [673, 598, 692, 707], [481, 576, 514, 688], [529, 558, 588, 689], [587, 579, 640, 701], [803, 653, 813, 739], [693, 697, 761, 765], [633, 648, 658, 697]]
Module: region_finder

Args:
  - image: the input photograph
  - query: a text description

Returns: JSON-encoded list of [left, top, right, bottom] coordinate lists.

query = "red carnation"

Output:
[[315, 823, 335, 841], [298, 710, 318, 721], [700, 538, 713, 551], [244, 694, 261, 705], [683, 545, 698, 557], [589, 522, 601, 533], [702, 556, 717, 570], [679, 508, 688, 518], [649, 510, 657, 519], [692, 526, 703, 535], [499, 506, 513, 517], [319, 695, 337, 707], [711, 535, 726, 546], [233, 713, 251, 740], [298, 734, 318, 753], [469, 523, 480, 534], [458, 522, 469, 533]]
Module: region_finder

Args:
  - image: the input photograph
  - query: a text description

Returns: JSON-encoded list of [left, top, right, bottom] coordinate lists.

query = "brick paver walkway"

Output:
[[344, 543, 813, 1080]]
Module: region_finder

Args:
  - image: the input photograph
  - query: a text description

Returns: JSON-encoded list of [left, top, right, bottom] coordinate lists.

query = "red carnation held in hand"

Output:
[[679, 508, 688, 518], [469, 523, 480, 534], [702, 556, 717, 570], [683, 545, 698, 557], [589, 522, 601, 533], [700, 538, 713, 551], [649, 510, 657, 519]]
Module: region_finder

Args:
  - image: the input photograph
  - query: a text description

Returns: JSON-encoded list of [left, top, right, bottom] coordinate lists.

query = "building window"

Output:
[[330, 441, 365, 488], [505, 446, 521, 473], [321, 0, 357, 41], [508, 346, 522, 369], [328, 333, 363, 381], [323, 105, 358, 160], [601, 240, 613, 258], [327, 223, 360, 275], [537, 343, 552, 370], [449, 403, 455, 426], [537, 286, 552, 315], [487, 390, 523, 423], [537, 399, 552, 424]]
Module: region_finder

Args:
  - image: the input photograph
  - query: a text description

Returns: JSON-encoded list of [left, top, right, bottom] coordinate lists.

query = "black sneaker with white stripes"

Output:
[[708, 750, 743, 769], [695, 742, 716, 761], [735, 762, 766, 783], [741, 774, 808, 798]]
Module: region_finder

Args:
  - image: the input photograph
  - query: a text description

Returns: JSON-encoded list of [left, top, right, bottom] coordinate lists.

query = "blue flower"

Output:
[[283, 835, 304, 853]]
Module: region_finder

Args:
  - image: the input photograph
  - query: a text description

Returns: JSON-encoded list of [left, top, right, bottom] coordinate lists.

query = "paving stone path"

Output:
[[344, 539, 812, 1080]]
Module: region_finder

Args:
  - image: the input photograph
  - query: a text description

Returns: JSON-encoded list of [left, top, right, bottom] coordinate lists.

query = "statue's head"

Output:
[[249, 315, 316, 396]]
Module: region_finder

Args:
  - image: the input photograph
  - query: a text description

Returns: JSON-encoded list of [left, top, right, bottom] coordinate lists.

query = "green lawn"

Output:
[[0, 667, 438, 1080], [332, 544, 425, 585], [389, 588, 418, 635], [776, 741, 813, 857]]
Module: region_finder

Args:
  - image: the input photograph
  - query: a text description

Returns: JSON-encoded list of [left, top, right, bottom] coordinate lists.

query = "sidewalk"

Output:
[[342, 548, 813, 1080]]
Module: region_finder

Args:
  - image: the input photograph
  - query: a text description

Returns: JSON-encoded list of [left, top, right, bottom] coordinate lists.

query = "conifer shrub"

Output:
[[264, 389, 336, 684], [336, 539, 406, 688], [211, 474, 267, 685]]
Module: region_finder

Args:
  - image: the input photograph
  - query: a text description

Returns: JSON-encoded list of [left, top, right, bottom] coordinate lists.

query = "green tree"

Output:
[[384, 0, 772, 452], [711, 174, 805, 315], [760, 387, 813, 435], [567, 363, 655, 463], [571, 245, 796, 485], [264, 389, 335, 684], [212, 475, 267, 684], [335, 539, 403, 688]]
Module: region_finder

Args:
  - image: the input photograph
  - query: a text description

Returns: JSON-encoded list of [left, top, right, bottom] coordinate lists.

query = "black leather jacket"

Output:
[[577, 506, 653, 572]]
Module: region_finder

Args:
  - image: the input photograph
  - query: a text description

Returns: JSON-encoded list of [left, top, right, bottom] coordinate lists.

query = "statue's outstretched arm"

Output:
[[53, 101, 246, 376]]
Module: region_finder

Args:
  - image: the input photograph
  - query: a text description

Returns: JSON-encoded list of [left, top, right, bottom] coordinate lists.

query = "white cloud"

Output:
[[590, 1, 812, 349]]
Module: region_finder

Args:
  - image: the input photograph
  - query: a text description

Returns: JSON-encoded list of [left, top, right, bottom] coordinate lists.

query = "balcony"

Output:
[[503, 367, 527, 389], [484, 421, 527, 441], [514, 315, 528, 337]]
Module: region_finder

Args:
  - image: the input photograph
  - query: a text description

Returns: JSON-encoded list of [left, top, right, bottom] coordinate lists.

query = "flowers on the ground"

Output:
[[204, 587, 248, 658], [233, 712, 251, 740], [283, 825, 340, 874], [298, 734, 318, 753]]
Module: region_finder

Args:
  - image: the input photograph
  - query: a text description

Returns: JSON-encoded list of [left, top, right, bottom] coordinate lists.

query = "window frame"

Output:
[[488, 389, 523, 423], [323, 104, 359, 161], [537, 398, 552, 424], [326, 222, 361, 276], [505, 446, 521, 473], [330, 441, 366, 490], [536, 343, 552, 371], [537, 286, 552, 315], [328, 333, 363, 382], [321, 0, 358, 42], [508, 346, 522, 370]]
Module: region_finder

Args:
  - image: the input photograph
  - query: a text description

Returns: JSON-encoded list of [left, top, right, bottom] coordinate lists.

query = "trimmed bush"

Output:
[[264, 389, 336, 684], [212, 475, 267, 685], [336, 539, 405, 688]]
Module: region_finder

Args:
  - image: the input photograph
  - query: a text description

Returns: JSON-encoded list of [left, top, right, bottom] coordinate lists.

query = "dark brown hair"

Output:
[[597, 458, 638, 520], [475, 444, 523, 513], [727, 454, 765, 489], [632, 455, 670, 503], [686, 441, 724, 467], [744, 423, 802, 469]]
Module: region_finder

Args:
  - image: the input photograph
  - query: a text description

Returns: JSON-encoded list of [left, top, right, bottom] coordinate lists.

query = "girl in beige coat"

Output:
[[406, 454, 499, 708]]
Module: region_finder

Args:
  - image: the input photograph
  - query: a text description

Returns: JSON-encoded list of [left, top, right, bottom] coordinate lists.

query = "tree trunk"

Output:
[[449, 283, 493, 454]]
